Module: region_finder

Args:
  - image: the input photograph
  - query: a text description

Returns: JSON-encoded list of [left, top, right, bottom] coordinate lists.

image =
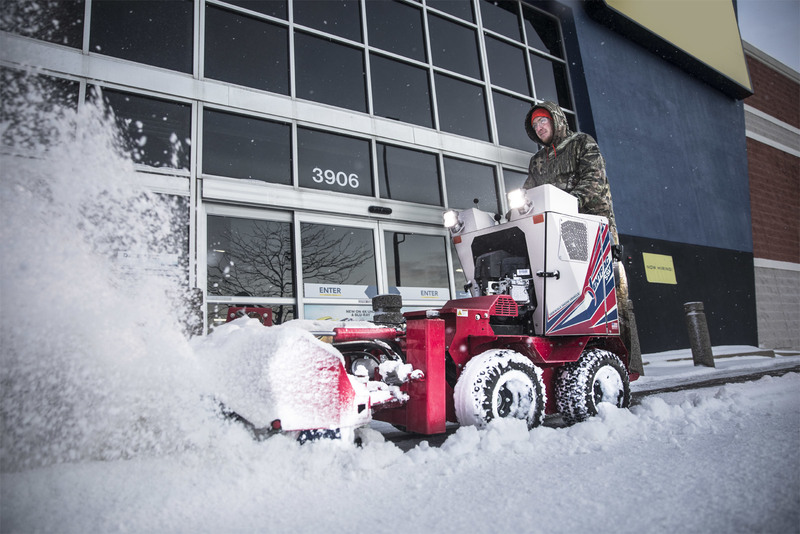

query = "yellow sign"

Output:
[[642, 253, 677, 284]]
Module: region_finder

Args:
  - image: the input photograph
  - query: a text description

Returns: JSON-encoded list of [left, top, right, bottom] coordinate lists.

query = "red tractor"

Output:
[[226, 185, 637, 439]]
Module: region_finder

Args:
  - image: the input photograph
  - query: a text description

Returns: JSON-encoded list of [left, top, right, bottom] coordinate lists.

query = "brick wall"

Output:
[[745, 55, 800, 129], [746, 139, 800, 263], [745, 50, 800, 349]]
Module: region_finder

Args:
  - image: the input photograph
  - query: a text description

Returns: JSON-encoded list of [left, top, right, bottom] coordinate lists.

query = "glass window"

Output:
[[223, 0, 287, 20], [522, 6, 562, 58], [1, 69, 80, 150], [202, 109, 291, 184], [479, 0, 521, 41], [530, 53, 571, 109], [207, 215, 294, 298], [205, 6, 289, 95], [295, 32, 367, 113], [365, 0, 426, 62], [503, 168, 528, 194], [297, 128, 373, 196], [443, 156, 498, 212], [370, 55, 432, 128], [428, 15, 481, 79], [492, 90, 534, 152], [294, 0, 361, 42], [90, 0, 193, 73], [301, 223, 377, 290], [427, 0, 473, 23], [93, 88, 191, 170], [377, 143, 441, 205], [435, 73, 490, 142], [384, 231, 450, 291], [485, 36, 529, 95], [1, 0, 84, 48]]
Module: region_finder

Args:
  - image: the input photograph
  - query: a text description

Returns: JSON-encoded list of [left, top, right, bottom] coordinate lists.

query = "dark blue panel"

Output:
[[565, 4, 752, 253]]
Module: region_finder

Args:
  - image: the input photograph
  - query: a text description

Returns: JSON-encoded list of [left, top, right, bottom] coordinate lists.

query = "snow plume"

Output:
[[0, 70, 210, 472]]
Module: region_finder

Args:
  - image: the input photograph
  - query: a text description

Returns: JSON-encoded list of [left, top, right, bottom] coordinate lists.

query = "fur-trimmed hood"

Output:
[[524, 101, 570, 146]]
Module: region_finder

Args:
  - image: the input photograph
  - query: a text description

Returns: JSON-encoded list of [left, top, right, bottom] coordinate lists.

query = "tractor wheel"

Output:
[[454, 349, 546, 429], [555, 348, 630, 425]]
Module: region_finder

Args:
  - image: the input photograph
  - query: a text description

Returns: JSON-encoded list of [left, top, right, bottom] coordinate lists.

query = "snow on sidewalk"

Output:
[[634, 344, 800, 393]]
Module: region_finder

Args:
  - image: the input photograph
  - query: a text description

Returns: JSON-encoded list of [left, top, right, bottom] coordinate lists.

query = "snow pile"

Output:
[[0, 72, 210, 471], [195, 319, 359, 430], [2, 373, 797, 533]]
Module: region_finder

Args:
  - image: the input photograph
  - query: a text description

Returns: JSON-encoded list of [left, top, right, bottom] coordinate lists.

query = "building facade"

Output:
[[743, 43, 800, 350], [1, 0, 764, 353]]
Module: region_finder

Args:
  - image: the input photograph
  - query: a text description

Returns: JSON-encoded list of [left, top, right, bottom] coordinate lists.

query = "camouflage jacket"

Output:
[[523, 101, 618, 241]]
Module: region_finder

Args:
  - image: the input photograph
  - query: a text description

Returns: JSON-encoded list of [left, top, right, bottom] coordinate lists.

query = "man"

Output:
[[523, 101, 644, 376]]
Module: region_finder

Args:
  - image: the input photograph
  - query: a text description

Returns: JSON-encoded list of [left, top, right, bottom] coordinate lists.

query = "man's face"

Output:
[[532, 116, 553, 145]]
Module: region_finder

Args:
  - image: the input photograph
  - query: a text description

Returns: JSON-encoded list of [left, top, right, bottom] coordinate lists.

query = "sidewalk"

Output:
[[632, 345, 800, 394]]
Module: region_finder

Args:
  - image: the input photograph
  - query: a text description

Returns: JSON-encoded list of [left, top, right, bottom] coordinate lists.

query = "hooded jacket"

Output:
[[523, 101, 617, 240]]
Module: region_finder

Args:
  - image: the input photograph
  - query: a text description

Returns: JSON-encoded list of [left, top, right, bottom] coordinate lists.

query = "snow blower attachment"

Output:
[[225, 185, 637, 442]]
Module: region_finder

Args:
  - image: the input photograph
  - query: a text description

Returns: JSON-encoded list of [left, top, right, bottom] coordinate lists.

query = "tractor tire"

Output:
[[555, 348, 630, 425], [454, 349, 546, 429]]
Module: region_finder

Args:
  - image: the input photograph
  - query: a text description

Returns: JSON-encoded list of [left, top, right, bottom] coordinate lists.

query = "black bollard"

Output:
[[684, 301, 715, 367]]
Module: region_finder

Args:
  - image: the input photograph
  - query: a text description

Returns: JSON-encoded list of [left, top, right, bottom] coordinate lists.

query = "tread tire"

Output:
[[454, 349, 546, 429], [555, 348, 630, 425]]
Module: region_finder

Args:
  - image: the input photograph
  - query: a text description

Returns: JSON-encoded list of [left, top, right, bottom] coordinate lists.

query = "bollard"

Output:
[[684, 301, 715, 367]]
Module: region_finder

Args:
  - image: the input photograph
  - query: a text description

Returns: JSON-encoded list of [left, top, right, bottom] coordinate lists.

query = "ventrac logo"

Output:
[[591, 258, 613, 292]]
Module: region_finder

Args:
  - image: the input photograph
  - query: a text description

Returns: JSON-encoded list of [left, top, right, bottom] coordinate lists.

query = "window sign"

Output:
[[642, 253, 678, 285], [303, 283, 374, 300], [393, 286, 450, 302], [297, 128, 373, 196], [304, 304, 374, 322]]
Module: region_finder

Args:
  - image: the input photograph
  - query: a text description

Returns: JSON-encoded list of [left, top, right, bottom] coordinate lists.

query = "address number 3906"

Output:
[[312, 167, 360, 189]]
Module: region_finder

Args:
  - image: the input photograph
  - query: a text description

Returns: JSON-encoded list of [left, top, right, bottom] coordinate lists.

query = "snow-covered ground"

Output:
[[2, 67, 799, 534], [2, 356, 798, 534]]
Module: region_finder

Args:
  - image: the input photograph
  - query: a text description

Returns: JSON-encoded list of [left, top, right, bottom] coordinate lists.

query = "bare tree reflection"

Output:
[[208, 220, 373, 324]]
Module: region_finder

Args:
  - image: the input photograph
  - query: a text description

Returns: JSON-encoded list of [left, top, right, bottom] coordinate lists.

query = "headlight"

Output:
[[443, 210, 463, 233], [507, 188, 533, 215]]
